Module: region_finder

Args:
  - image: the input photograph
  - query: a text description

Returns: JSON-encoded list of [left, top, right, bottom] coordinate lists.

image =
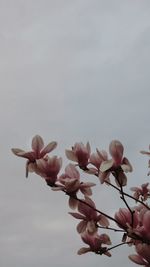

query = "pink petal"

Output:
[[12, 149, 35, 161], [98, 215, 109, 227], [69, 212, 85, 220], [32, 135, 44, 152], [78, 197, 96, 217], [98, 171, 110, 184], [40, 141, 57, 157], [143, 211, 150, 231], [121, 157, 133, 172], [87, 221, 97, 233], [11, 148, 25, 156], [100, 160, 113, 172], [80, 187, 92, 196], [77, 221, 87, 233], [100, 233, 112, 245], [109, 140, 124, 164], [80, 182, 95, 196], [51, 185, 64, 191], [130, 186, 139, 192], [129, 254, 146, 265], [77, 247, 91, 255], [140, 150, 150, 156], [86, 142, 91, 154], [96, 149, 108, 161], [65, 150, 78, 161], [69, 197, 78, 209], [65, 164, 80, 179]]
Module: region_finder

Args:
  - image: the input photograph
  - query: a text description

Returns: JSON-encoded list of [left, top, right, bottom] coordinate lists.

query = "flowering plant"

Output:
[[12, 135, 150, 266]]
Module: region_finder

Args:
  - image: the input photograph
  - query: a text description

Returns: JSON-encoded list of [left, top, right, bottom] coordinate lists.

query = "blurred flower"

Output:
[[90, 149, 108, 169], [130, 183, 150, 201], [65, 142, 91, 170], [69, 197, 109, 234], [33, 155, 62, 186], [99, 140, 132, 186], [57, 164, 95, 209], [115, 208, 139, 231], [134, 208, 150, 242], [77, 232, 111, 256], [129, 243, 150, 266], [12, 135, 57, 177]]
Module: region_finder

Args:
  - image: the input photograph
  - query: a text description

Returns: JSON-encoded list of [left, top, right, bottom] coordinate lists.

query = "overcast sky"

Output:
[[1, 0, 150, 266]]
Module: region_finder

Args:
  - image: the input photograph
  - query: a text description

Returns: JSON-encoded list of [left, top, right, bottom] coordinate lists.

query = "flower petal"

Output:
[[69, 212, 85, 220], [65, 150, 78, 161], [69, 197, 78, 209], [32, 135, 44, 152], [86, 142, 91, 154], [77, 220, 87, 233], [11, 148, 25, 156], [100, 160, 113, 172], [129, 254, 146, 265], [77, 247, 91, 255], [40, 141, 57, 157], [121, 157, 133, 172]]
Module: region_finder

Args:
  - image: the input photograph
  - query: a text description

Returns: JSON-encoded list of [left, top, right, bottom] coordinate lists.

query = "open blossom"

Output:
[[89, 149, 108, 176], [129, 243, 150, 267], [130, 183, 150, 201], [65, 142, 91, 170], [57, 164, 95, 209], [33, 155, 62, 186], [99, 140, 132, 186], [69, 197, 109, 234], [115, 207, 139, 231], [77, 232, 111, 256], [12, 135, 57, 177], [135, 208, 150, 242]]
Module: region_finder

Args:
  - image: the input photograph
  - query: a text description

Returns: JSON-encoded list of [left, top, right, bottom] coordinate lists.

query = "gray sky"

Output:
[[1, 0, 150, 266]]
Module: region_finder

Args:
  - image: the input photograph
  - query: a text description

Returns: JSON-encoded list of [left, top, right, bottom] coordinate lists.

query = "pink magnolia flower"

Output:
[[33, 155, 62, 186], [69, 197, 109, 234], [57, 164, 95, 209], [65, 142, 91, 170], [129, 243, 150, 266], [77, 232, 111, 256], [99, 140, 132, 186], [89, 149, 108, 177], [135, 208, 150, 242], [130, 183, 150, 201], [12, 135, 57, 177], [114, 207, 139, 231]]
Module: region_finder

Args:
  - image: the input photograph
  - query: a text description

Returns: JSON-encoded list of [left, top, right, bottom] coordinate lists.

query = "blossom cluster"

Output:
[[12, 135, 150, 266]]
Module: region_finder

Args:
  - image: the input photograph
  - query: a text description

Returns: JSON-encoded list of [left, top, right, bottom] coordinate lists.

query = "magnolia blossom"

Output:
[[69, 197, 109, 234], [33, 155, 62, 186], [129, 243, 150, 266], [57, 164, 95, 209], [77, 232, 111, 256], [65, 142, 91, 170], [114, 207, 139, 231], [12, 135, 57, 177], [135, 208, 150, 242], [99, 140, 132, 186], [130, 183, 150, 201], [89, 149, 109, 179]]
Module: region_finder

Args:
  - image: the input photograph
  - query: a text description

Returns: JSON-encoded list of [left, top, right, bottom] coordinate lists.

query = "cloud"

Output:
[[1, 1, 150, 266]]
